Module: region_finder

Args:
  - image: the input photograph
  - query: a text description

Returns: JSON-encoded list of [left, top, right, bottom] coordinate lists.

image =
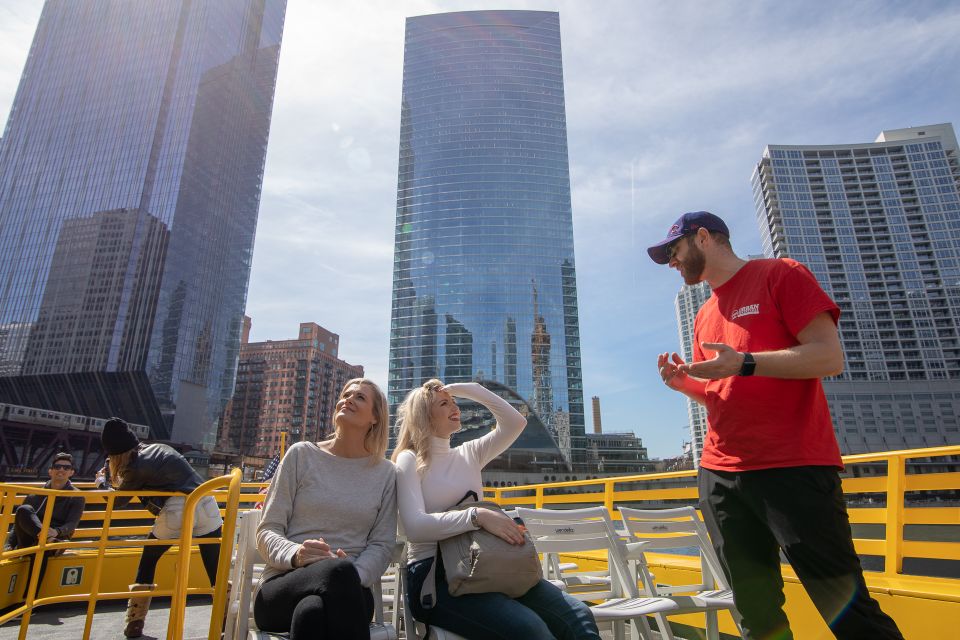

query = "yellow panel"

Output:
[[841, 476, 887, 492], [559, 551, 960, 639], [0, 547, 214, 611], [903, 508, 960, 525], [902, 540, 960, 562], [540, 493, 606, 505], [905, 472, 960, 492], [611, 488, 700, 502], [852, 539, 886, 555], [847, 508, 886, 524]]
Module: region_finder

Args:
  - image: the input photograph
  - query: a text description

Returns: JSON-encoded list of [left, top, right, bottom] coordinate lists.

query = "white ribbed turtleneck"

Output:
[[395, 382, 526, 564]]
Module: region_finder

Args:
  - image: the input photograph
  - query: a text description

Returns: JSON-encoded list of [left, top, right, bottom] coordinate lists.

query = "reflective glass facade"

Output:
[[389, 10, 585, 456], [0, 0, 286, 447]]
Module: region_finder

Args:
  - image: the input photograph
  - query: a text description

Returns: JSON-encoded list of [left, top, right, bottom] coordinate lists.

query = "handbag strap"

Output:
[[420, 555, 438, 609], [454, 490, 479, 506]]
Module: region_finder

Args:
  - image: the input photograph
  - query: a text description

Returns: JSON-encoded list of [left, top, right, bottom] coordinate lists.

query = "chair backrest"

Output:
[[617, 505, 728, 595], [224, 509, 262, 640], [516, 506, 636, 601]]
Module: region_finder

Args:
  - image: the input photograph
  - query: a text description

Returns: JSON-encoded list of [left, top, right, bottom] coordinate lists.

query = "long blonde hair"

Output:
[[391, 379, 445, 473], [331, 378, 389, 462], [107, 448, 137, 487]]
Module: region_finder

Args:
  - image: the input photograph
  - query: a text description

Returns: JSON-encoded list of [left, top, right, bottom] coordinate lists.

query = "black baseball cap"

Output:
[[647, 211, 730, 264]]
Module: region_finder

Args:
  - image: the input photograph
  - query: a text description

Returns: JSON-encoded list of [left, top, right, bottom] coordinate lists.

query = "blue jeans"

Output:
[[407, 556, 600, 640]]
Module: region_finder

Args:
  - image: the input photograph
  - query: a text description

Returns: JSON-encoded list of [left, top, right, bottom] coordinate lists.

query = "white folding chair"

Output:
[[618, 506, 743, 640], [517, 506, 679, 640], [225, 509, 398, 640]]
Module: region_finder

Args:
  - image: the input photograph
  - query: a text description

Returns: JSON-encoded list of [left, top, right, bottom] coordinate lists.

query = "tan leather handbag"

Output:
[[420, 500, 542, 607]]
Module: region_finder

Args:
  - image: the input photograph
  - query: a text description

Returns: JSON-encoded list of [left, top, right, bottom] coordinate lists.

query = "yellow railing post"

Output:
[[84, 491, 117, 640], [207, 468, 242, 640], [0, 486, 15, 549], [535, 486, 544, 508], [884, 453, 906, 576], [19, 487, 57, 640], [166, 470, 241, 640], [604, 479, 615, 515]]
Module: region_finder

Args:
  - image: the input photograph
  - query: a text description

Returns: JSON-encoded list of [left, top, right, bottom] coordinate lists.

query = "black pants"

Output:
[[134, 527, 222, 585], [699, 466, 904, 640], [254, 558, 374, 640], [9, 505, 57, 598]]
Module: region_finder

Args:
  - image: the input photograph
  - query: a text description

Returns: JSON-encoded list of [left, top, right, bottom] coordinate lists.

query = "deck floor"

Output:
[[0, 600, 639, 640], [0, 598, 216, 640]]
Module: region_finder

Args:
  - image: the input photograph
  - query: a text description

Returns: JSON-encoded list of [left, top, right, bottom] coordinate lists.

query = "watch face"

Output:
[[739, 353, 756, 376]]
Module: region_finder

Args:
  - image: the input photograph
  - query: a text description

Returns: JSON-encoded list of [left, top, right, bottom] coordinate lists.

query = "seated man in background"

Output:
[[4, 452, 85, 596]]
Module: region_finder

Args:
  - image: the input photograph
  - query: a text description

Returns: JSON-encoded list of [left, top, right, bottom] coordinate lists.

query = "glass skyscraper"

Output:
[[752, 124, 960, 453], [389, 10, 586, 457], [0, 0, 287, 447]]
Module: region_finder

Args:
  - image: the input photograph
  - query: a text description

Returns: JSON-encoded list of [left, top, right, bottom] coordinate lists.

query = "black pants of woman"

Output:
[[254, 558, 374, 640], [134, 528, 222, 585]]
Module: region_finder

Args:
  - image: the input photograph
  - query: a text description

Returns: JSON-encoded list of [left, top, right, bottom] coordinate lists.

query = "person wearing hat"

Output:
[[648, 212, 902, 640], [96, 417, 223, 638], [4, 452, 85, 598]]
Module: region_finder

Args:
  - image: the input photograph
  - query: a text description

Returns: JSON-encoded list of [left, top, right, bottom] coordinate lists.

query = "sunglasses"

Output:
[[51, 464, 73, 471], [666, 237, 686, 261]]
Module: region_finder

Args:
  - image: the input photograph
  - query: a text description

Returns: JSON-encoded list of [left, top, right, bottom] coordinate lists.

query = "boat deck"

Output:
[[0, 598, 213, 640], [1, 445, 958, 639]]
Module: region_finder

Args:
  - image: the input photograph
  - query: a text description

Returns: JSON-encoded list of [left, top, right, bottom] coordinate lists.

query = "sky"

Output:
[[1, 1, 959, 458]]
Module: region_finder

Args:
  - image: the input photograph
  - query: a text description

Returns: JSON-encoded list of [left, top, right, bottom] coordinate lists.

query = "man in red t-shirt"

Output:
[[648, 211, 902, 640]]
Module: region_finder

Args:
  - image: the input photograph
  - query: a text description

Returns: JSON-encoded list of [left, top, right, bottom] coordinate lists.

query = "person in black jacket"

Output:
[[4, 452, 85, 597], [96, 418, 223, 639]]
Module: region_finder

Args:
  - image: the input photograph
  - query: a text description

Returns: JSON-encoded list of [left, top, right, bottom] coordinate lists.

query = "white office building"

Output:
[[752, 124, 960, 453], [675, 282, 712, 464]]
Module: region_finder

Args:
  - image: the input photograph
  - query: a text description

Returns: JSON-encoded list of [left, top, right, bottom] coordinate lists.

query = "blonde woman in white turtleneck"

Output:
[[393, 380, 599, 640]]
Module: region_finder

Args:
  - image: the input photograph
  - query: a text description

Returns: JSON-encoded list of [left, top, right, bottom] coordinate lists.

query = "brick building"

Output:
[[219, 319, 363, 458]]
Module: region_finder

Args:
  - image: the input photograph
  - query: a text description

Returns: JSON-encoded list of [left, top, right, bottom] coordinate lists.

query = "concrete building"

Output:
[[584, 431, 652, 475], [218, 321, 363, 459], [752, 123, 960, 453]]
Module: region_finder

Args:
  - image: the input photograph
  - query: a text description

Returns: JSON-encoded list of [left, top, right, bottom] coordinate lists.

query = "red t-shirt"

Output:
[[696, 258, 843, 472]]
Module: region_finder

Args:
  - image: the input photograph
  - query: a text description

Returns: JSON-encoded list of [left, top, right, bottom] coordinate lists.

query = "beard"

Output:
[[680, 240, 706, 285]]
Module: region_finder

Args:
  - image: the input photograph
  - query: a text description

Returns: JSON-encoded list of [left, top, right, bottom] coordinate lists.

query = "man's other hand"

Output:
[[679, 342, 744, 379]]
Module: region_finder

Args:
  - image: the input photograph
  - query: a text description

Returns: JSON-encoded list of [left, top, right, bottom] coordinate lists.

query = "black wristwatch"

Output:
[[738, 352, 756, 376]]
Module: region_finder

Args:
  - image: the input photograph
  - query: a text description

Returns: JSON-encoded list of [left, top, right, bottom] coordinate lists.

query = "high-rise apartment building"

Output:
[[0, 1, 286, 447], [389, 10, 586, 456], [675, 281, 712, 464], [219, 321, 364, 459], [753, 124, 960, 453]]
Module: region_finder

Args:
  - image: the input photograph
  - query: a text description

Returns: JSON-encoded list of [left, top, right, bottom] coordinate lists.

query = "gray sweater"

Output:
[[256, 441, 397, 588]]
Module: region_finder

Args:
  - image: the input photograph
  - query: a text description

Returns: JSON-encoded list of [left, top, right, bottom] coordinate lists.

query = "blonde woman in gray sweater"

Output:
[[255, 378, 397, 640]]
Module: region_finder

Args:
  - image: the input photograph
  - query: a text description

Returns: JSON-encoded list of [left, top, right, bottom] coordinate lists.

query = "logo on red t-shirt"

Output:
[[730, 303, 759, 320]]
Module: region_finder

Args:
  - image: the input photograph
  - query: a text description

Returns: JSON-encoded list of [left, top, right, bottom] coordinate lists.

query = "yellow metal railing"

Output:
[[487, 445, 960, 580], [169, 468, 242, 640], [0, 468, 243, 640], [2, 446, 958, 637]]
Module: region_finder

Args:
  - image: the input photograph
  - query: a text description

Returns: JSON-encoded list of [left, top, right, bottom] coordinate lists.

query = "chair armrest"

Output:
[[623, 540, 652, 560]]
